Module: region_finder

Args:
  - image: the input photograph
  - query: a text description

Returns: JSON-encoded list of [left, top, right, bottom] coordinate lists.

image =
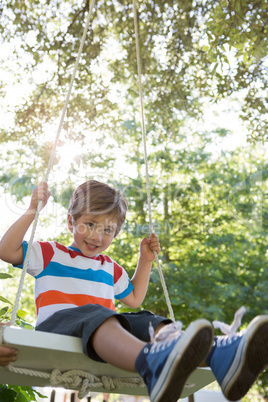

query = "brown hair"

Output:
[[68, 180, 128, 236]]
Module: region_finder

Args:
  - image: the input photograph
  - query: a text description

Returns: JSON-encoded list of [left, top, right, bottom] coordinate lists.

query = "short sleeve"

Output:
[[114, 262, 134, 300], [14, 240, 46, 277]]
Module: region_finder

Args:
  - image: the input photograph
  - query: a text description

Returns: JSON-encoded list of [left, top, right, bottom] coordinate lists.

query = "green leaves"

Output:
[[0, 306, 9, 316], [0, 387, 17, 402], [113, 144, 268, 373], [0, 385, 47, 402], [0, 296, 12, 305], [0, 273, 12, 279], [15, 393, 28, 402], [204, 0, 268, 141]]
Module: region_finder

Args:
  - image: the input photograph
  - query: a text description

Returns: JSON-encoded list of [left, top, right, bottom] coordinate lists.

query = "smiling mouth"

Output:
[[84, 242, 99, 250]]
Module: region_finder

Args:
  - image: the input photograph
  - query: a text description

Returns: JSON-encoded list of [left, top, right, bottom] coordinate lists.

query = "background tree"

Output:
[[1, 0, 268, 156]]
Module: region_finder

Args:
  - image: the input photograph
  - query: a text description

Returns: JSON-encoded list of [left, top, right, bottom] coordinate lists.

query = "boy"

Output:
[[0, 180, 267, 402]]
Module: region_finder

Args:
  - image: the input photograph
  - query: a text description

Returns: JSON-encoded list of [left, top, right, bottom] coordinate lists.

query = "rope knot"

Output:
[[101, 375, 119, 391], [5, 361, 146, 400], [50, 368, 102, 399], [51, 368, 97, 386]]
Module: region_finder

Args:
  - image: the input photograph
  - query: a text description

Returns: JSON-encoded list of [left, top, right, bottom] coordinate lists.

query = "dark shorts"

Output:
[[36, 304, 171, 362]]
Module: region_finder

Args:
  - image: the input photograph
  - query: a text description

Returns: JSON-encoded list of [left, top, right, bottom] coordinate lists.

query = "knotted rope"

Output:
[[6, 365, 146, 399], [132, 0, 175, 322]]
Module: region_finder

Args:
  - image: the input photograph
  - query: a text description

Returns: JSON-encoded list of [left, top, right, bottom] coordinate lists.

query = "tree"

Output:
[[203, 0, 268, 142], [110, 132, 268, 326], [1, 0, 267, 158], [0, 0, 267, 397]]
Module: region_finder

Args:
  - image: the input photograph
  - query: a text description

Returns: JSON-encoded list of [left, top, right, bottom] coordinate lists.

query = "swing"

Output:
[[0, 326, 215, 398], [0, 0, 215, 399]]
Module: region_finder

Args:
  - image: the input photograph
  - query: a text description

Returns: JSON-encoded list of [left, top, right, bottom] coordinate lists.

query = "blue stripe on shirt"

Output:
[[16, 241, 114, 286], [17, 240, 133, 293], [115, 279, 134, 299], [14, 241, 29, 269], [35, 261, 114, 286]]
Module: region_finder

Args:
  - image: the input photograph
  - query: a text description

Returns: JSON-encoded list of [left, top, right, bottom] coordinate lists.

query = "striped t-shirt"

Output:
[[17, 241, 134, 326]]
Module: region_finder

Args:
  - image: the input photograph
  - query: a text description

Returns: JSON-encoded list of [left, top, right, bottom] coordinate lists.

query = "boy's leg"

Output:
[[91, 317, 189, 370], [91, 315, 214, 402], [91, 316, 145, 371], [205, 308, 268, 401]]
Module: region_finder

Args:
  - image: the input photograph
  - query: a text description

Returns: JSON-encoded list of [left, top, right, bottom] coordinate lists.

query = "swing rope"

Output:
[[10, 0, 96, 326], [132, 0, 175, 321]]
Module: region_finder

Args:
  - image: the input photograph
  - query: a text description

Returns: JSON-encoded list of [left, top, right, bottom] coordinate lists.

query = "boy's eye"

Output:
[[104, 228, 112, 234], [85, 222, 94, 228]]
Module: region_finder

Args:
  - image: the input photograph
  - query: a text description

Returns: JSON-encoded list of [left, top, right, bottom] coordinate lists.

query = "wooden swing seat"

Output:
[[0, 326, 215, 398]]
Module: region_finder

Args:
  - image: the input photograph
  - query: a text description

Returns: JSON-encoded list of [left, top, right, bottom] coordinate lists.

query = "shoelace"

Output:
[[148, 321, 183, 351], [212, 306, 246, 345]]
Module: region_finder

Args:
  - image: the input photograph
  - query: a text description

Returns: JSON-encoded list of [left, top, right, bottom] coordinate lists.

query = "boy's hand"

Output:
[[28, 182, 51, 214], [140, 233, 161, 262], [0, 345, 18, 366]]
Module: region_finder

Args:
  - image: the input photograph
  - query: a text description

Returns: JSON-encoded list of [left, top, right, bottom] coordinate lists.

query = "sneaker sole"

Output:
[[222, 315, 268, 401], [151, 319, 213, 402]]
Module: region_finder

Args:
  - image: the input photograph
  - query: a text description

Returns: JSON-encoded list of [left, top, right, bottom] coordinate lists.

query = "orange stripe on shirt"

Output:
[[35, 290, 115, 313]]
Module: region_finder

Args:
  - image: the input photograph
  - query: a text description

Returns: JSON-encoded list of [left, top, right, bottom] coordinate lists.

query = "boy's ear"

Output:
[[67, 214, 74, 232]]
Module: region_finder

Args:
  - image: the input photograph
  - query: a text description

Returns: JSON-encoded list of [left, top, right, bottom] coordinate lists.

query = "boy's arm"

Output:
[[0, 182, 50, 266], [121, 233, 160, 309]]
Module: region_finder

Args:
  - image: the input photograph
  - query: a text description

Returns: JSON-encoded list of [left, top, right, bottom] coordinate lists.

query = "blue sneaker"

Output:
[[135, 319, 213, 402], [206, 307, 268, 401]]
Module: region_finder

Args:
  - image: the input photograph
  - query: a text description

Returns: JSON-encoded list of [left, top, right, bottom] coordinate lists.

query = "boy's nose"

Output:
[[90, 229, 102, 243]]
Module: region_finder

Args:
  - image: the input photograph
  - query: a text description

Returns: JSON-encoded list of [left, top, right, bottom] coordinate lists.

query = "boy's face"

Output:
[[67, 213, 118, 257]]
